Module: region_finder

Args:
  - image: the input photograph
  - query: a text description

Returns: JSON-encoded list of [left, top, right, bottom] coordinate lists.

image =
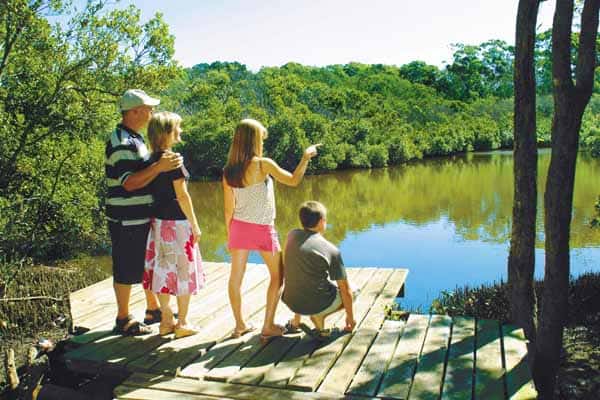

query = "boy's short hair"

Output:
[[299, 201, 327, 229]]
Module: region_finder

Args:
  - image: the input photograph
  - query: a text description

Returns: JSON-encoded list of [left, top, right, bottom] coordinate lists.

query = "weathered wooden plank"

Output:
[[73, 262, 227, 330], [177, 298, 271, 379], [135, 272, 270, 373], [441, 316, 475, 400], [355, 270, 407, 331], [228, 335, 301, 385], [259, 268, 377, 389], [502, 325, 537, 400], [74, 286, 145, 329], [65, 262, 235, 360], [71, 262, 226, 327], [223, 268, 367, 386], [409, 314, 452, 399], [288, 269, 395, 392], [318, 328, 377, 394], [211, 269, 367, 384], [71, 262, 229, 329], [66, 330, 137, 361], [377, 313, 430, 399], [346, 319, 404, 397], [70, 279, 120, 321], [118, 372, 370, 400], [474, 319, 505, 400], [148, 258, 308, 378], [200, 264, 347, 383], [317, 270, 407, 394], [203, 332, 264, 382], [70, 276, 112, 301], [115, 385, 221, 400], [106, 334, 171, 366], [178, 268, 359, 382]]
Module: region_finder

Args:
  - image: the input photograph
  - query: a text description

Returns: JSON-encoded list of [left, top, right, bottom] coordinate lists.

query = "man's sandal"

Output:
[[144, 309, 179, 325], [143, 309, 162, 325], [113, 314, 152, 336], [284, 320, 301, 334], [298, 323, 331, 342]]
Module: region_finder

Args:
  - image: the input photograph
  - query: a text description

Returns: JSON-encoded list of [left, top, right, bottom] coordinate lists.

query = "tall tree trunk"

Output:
[[508, 0, 540, 346], [535, 0, 600, 397]]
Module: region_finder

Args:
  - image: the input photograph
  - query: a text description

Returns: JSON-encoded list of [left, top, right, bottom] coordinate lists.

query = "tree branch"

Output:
[[0, 296, 64, 302], [552, 0, 575, 93], [574, 0, 600, 103]]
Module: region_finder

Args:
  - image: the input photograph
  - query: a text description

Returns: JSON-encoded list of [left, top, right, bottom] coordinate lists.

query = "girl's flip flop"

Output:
[[230, 324, 256, 338]]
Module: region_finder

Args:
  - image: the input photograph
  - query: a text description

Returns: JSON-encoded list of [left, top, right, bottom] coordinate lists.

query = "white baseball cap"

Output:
[[119, 89, 160, 111]]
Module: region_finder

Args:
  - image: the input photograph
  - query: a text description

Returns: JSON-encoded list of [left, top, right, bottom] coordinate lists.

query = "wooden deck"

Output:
[[65, 263, 536, 399]]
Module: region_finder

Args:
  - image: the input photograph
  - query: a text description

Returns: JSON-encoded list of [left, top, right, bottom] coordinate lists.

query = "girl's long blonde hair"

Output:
[[147, 111, 182, 152], [223, 119, 266, 187]]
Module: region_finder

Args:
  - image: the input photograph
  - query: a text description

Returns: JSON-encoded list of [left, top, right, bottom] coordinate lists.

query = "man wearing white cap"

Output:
[[105, 89, 183, 335]]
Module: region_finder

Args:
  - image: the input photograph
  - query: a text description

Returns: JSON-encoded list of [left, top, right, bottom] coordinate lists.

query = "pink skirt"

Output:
[[228, 219, 281, 252]]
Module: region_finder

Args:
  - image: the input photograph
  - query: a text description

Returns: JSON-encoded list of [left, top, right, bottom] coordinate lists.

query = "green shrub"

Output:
[[430, 281, 511, 322], [430, 272, 600, 326]]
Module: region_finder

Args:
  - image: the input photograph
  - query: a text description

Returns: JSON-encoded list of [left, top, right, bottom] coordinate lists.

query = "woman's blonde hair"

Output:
[[223, 119, 267, 187], [147, 111, 182, 152]]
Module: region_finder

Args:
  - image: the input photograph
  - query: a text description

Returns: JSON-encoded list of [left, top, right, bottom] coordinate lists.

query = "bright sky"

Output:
[[118, 0, 557, 71]]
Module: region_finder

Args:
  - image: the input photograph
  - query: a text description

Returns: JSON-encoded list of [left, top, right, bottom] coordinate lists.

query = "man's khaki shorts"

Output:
[[312, 287, 360, 318]]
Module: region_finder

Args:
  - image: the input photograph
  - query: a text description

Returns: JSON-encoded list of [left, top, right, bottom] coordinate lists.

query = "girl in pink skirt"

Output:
[[223, 118, 320, 343], [143, 111, 205, 339]]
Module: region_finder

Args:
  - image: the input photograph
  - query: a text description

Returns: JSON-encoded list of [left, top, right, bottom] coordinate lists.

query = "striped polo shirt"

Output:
[[105, 124, 153, 225]]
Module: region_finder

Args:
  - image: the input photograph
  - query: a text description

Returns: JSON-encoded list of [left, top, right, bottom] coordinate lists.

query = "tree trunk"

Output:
[[534, 0, 600, 397], [508, 0, 540, 346]]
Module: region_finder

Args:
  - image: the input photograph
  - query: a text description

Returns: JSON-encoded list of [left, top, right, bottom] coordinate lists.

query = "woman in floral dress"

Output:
[[143, 111, 205, 338]]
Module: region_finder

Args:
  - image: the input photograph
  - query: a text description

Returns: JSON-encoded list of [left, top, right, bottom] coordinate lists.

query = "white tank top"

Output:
[[232, 175, 276, 225]]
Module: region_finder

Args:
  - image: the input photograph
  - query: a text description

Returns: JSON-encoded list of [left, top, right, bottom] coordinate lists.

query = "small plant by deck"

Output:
[[430, 280, 511, 322]]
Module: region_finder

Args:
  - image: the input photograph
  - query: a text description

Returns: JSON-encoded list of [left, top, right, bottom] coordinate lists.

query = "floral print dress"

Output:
[[144, 218, 205, 295], [142, 153, 205, 296]]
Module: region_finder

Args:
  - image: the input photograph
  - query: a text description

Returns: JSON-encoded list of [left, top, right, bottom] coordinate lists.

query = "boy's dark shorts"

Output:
[[108, 221, 150, 285]]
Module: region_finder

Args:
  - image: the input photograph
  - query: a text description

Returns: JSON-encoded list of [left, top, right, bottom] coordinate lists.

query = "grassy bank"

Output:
[[0, 258, 108, 392], [428, 272, 600, 399]]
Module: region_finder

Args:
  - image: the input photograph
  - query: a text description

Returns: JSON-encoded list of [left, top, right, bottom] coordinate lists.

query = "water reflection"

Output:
[[186, 149, 600, 308], [190, 150, 600, 257]]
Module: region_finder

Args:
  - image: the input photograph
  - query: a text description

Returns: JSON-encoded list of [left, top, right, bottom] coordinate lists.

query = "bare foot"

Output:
[[261, 324, 285, 337]]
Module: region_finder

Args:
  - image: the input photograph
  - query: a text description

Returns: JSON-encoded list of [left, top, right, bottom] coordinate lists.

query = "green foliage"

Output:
[[170, 59, 526, 177], [0, 1, 180, 262], [430, 273, 600, 326], [591, 196, 600, 228], [581, 104, 600, 157], [430, 281, 511, 322]]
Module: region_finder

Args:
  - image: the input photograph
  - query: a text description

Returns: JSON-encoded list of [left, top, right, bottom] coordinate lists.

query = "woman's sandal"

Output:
[[174, 325, 199, 339], [159, 322, 175, 336], [113, 314, 152, 336]]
